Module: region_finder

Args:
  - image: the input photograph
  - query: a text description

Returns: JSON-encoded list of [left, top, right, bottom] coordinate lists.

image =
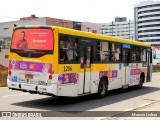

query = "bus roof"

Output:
[[53, 26, 151, 48], [15, 25, 151, 48]]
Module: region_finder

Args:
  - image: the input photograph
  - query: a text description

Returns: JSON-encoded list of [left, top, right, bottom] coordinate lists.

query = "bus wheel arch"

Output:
[[97, 76, 108, 98], [136, 72, 145, 89]]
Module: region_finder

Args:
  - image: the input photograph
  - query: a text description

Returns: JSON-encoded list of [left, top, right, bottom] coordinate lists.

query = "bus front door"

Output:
[[122, 48, 130, 88], [79, 44, 91, 94], [146, 49, 152, 82]]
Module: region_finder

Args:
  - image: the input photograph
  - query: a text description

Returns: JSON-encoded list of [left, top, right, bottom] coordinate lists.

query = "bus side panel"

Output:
[[107, 64, 123, 90], [142, 66, 148, 82], [129, 63, 142, 86], [57, 84, 78, 97], [91, 64, 123, 91], [57, 64, 79, 97], [90, 71, 99, 94]]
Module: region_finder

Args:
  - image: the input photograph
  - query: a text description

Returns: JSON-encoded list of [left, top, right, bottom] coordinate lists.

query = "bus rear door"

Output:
[[146, 48, 152, 82], [79, 43, 92, 94], [122, 44, 131, 88]]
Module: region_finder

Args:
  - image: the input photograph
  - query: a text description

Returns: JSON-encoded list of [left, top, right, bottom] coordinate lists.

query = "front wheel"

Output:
[[97, 78, 108, 98], [136, 75, 144, 89]]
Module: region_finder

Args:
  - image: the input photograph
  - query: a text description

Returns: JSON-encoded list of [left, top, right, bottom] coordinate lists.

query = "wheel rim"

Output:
[[139, 76, 143, 86], [99, 82, 104, 94]]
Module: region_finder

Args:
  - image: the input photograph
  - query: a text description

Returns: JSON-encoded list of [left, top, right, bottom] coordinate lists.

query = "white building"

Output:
[[134, 0, 160, 44], [134, 0, 160, 64], [100, 17, 135, 40]]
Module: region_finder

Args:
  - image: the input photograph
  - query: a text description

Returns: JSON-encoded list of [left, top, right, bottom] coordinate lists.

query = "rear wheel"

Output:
[[97, 78, 108, 98]]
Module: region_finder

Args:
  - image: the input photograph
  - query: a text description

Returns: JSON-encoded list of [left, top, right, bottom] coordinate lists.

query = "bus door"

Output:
[[122, 44, 131, 88], [146, 48, 152, 82], [79, 44, 92, 94]]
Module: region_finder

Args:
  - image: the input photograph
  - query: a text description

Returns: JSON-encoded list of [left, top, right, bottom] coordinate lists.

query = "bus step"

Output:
[[122, 85, 129, 89]]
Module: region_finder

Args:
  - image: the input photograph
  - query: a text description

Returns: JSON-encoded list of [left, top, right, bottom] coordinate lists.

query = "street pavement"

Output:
[[0, 72, 160, 120]]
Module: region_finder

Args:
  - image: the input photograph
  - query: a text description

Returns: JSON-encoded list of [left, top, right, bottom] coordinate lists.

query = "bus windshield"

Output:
[[11, 28, 54, 51]]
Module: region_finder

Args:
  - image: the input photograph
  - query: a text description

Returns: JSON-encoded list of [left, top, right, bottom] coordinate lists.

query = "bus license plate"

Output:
[[25, 74, 33, 79]]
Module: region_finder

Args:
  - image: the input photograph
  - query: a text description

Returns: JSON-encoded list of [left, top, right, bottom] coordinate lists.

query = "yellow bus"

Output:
[[7, 26, 152, 98]]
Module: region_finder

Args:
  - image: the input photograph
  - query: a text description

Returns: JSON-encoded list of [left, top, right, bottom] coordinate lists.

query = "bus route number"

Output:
[[64, 66, 72, 72]]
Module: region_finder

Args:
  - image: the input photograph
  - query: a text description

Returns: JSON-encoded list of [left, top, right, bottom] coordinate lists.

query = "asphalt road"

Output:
[[0, 72, 160, 120]]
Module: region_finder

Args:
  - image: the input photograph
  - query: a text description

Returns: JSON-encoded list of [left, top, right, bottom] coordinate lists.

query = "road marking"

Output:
[[95, 117, 107, 120], [124, 99, 160, 111], [96, 99, 160, 120], [2, 93, 29, 98]]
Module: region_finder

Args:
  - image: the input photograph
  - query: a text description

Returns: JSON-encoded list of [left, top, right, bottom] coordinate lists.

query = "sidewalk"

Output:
[[102, 101, 160, 120]]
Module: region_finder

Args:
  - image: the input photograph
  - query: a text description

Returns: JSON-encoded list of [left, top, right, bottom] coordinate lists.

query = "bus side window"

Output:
[[99, 41, 110, 61], [60, 50, 67, 62], [59, 34, 79, 62]]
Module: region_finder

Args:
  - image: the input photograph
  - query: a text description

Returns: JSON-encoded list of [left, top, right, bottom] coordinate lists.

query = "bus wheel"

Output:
[[136, 75, 144, 89], [97, 78, 108, 98]]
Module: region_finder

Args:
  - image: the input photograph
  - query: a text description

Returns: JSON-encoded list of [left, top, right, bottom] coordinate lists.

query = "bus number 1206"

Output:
[[64, 66, 72, 72]]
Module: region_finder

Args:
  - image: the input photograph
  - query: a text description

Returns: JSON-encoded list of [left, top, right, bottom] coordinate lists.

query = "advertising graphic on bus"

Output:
[[11, 28, 53, 50]]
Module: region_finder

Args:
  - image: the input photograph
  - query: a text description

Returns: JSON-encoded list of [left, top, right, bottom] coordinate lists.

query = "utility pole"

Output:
[[101, 25, 105, 35], [86, 27, 91, 32], [129, 19, 130, 39], [112, 21, 114, 36]]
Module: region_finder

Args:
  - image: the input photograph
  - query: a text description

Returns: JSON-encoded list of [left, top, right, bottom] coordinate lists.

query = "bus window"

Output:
[[59, 34, 78, 62], [110, 43, 122, 62], [11, 29, 53, 50], [141, 48, 146, 62], [132, 46, 141, 62], [115, 43, 122, 61], [97, 41, 110, 61], [11, 28, 53, 58]]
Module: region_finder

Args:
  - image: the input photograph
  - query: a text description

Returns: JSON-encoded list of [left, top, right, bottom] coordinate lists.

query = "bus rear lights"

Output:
[[8, 66, 11, 71], [40, 88, 46, 91], [50, 70, 54, 75], [32, 52, 45, 54], [49, 75, 52, 80], [8, 71, 12, 75]]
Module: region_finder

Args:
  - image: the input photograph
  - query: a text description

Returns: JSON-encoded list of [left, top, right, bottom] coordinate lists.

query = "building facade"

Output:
[[134, 0, 160, 64], [100, 17, 135, 40]]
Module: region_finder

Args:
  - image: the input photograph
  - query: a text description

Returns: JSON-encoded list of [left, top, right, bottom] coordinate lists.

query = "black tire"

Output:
[[136, 75, 144, 89], [97, 78, 108, 98]]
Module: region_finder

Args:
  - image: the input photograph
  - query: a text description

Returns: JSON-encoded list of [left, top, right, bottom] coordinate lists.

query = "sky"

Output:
[[0, 0, 155, 23]]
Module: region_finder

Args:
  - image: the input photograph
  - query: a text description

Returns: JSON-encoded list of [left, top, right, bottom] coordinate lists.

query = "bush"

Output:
[[0, 67, 8, 87], [152, 65, 160, 72]]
